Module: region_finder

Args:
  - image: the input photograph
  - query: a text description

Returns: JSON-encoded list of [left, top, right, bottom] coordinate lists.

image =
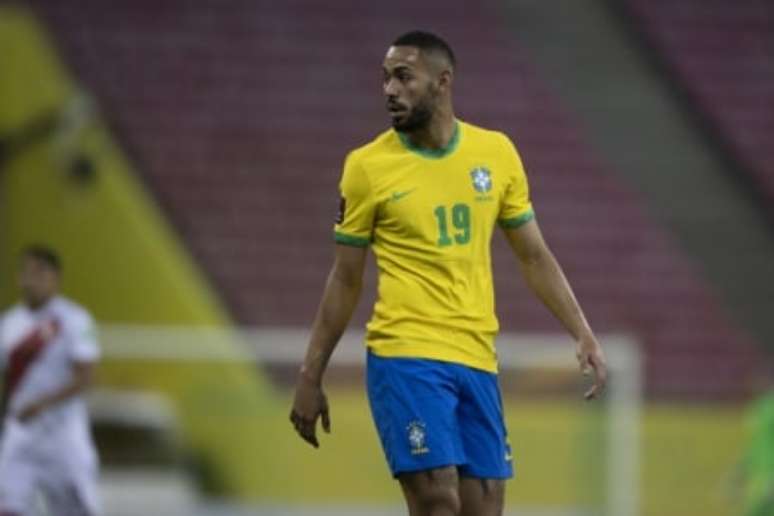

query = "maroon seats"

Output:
[[627, 0, 774, 204], [29, 0, 762, 398]]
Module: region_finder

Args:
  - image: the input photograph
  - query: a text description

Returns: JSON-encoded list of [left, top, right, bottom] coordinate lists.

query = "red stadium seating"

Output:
[[626, 0, 774, 205], [29, 0, 762, 398]]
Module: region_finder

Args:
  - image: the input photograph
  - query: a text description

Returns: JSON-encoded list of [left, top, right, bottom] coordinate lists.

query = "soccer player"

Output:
[[290, 31, 607, 516], [0, 246, 101, 516], [740, 381, 774, 516]]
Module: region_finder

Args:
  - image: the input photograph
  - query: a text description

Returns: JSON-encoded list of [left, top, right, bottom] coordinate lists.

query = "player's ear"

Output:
[[438, 69, 453, 92]]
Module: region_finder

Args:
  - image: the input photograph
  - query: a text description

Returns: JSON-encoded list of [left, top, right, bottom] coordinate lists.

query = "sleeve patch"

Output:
[[335, 197, 346, 224]]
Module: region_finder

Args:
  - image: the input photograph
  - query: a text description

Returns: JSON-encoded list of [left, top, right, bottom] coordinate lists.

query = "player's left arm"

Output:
[[17, 310, 99, 423], [17, 361, 94, 422], [502, 218, 608, 399]]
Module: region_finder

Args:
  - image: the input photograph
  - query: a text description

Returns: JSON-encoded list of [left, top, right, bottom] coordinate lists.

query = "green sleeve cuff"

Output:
[[498, 209, 535, 229], [334, 231, 370, 247]]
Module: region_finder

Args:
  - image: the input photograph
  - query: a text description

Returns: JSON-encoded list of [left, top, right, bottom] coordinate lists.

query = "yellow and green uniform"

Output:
[[334, 120, 533, 372], [743, 392, 774, 516]]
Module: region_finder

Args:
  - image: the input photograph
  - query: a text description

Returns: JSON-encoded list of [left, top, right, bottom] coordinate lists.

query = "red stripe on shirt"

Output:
[[1, 319, 60, 412]]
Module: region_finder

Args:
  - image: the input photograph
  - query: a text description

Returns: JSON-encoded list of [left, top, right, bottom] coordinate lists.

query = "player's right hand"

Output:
[[289, 375, 331, 448]]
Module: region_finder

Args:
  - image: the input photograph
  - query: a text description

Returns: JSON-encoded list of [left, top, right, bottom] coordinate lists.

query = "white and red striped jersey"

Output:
[[0, 295, 99, 433]]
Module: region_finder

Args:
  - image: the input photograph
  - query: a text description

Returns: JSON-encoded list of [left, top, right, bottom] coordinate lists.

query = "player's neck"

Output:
[[404, 110, 456, 150], [25, 293, 56, 311]]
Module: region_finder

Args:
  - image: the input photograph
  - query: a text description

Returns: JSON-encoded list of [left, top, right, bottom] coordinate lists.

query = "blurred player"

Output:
[[290, 31, 607, 516], [0, 246, 100, 516], [739, 372, 774, 516]]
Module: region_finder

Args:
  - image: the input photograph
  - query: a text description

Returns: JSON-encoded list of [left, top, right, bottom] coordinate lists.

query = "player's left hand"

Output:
[[17, 400, 46, 423], [576, 334, 608, 400]]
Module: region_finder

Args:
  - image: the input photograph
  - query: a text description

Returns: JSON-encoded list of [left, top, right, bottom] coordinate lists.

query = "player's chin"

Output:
[[389, 111, 403, 123], [390, 112, 411, 130]]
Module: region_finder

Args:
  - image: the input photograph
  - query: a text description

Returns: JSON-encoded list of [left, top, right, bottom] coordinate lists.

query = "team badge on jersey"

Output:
[[407, 420, 429, 455], [470, 167, 492, 193]]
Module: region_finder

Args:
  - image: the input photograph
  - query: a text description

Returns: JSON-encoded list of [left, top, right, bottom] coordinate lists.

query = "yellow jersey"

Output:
[[334, 120, 534, 373]]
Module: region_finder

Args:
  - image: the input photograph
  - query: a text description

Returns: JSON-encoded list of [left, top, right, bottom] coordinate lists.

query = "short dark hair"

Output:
[[22, 245, 62, 272], [393, 30, 456, 69]]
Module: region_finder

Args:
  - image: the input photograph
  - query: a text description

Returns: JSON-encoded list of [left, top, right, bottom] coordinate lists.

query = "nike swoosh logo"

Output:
[[390, 189, 416, 202]]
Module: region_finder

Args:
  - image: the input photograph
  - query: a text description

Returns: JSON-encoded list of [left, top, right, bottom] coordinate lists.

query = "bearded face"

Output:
[[383, 46, 445, 134]]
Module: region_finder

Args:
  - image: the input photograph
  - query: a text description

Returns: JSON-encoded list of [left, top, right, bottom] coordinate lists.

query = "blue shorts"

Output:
[[366, 351, 513, 479]]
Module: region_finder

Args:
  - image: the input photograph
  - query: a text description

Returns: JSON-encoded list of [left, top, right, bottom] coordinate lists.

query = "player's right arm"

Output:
[[290, 151, 375, 448], [290, 244, 367, 448]]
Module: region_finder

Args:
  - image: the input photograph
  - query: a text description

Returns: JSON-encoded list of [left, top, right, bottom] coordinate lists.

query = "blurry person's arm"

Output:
[[502, 218, 607, 399], [17, 361, 94, 422], [290, 244, 367, 447]]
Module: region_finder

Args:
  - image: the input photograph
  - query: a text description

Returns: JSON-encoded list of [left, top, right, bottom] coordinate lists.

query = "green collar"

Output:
[[397, 121, 461, 159]]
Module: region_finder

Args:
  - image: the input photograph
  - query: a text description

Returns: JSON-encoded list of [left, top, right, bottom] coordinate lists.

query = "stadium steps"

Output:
[[624, 0, 774, 207], [498, 0, 774, 358]]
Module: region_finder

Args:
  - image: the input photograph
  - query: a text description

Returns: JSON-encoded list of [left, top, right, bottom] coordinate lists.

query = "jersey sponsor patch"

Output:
[[336, 197, 346, 224]]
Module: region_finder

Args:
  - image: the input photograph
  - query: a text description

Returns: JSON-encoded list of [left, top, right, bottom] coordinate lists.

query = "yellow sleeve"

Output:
[[497, 134, 535, 229], [333, 152, 376, 247]]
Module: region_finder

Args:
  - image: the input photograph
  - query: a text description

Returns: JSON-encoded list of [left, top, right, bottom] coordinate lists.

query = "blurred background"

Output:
[[1, 1, 772, 515]]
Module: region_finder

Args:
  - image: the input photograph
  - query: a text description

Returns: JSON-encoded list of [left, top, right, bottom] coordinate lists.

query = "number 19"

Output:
[[434, 203, 471, 247]]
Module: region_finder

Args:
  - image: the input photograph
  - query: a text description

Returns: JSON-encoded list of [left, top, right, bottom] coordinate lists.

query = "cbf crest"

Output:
[[407, 420, 429, 455], [470, 167, 492, 193]]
